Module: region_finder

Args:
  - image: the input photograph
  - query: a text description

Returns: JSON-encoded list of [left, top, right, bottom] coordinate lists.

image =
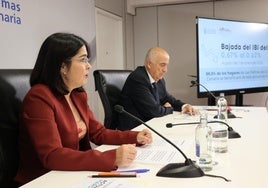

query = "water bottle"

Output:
[[217, 93, 228, 122], [195, 111, 213, 171], [211, 93, 228, 153]]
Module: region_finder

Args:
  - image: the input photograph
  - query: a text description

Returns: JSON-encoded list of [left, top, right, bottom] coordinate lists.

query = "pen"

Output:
[[115, 169, 150, 173], [91, 172, 137, 178]]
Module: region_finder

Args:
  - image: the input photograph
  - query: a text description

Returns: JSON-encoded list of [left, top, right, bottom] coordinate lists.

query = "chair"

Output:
[[93, 69, 132, 129], [0, 69, 31, 188]]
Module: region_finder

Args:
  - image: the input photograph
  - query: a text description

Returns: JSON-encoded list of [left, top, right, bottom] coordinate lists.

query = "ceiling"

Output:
[[126, 0, 214, 15]]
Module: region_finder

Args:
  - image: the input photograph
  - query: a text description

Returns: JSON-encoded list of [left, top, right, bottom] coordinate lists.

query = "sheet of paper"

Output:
[[69, 177, 145, 188], [135, 137, 194, 164]]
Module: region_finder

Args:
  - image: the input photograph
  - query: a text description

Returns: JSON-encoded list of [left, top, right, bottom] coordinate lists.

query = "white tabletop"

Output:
[[21, 106, 268, 188]]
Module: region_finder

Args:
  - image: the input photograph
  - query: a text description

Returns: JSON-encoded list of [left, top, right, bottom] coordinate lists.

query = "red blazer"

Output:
[[15, 84, 139, 185]]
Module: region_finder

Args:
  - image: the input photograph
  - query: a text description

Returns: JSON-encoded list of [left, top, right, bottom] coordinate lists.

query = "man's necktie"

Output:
[[152, 82, 159, 103]]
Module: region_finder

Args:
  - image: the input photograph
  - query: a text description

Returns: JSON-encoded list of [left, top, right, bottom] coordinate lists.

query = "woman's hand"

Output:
[[137, 129, 152, 145], [114, 129, 152, 167], [114, 144, 137, 167]]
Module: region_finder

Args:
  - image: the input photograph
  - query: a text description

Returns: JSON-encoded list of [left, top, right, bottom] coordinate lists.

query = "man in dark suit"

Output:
[[118, 47, 195, 130]]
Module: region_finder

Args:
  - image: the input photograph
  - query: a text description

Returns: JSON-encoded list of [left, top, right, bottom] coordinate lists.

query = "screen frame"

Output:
[[196, 16, 268, 105]]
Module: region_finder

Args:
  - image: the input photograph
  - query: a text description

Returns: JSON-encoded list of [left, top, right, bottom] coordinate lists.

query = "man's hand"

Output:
[[163, 102, 172, 107], [181, 104, 196, 115]]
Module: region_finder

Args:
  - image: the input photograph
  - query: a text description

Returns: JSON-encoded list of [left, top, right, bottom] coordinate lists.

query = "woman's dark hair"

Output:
[[30, 32, 90, 95]]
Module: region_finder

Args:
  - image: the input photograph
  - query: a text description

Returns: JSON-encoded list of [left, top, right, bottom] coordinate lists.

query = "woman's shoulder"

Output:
[[21, 84, 59, 112], [27, 84, 52, 95], [23, 84, 60, 104]]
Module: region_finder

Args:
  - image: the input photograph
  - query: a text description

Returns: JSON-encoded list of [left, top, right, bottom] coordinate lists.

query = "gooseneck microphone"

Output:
[[166, 122, 197, 128], [115, 105, 231, 181], [166, 120, 241, 139], [190, 80, 237, 119], [190, 80, 217, 100], [114, 105, 204, 178], [208, 121, 241, 138]]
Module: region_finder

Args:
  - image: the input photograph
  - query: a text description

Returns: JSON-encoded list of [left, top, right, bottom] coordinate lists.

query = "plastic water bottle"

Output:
[[195, 111, 213, 171], [217, 93, 228, 122], [211, 93, 228, 153]]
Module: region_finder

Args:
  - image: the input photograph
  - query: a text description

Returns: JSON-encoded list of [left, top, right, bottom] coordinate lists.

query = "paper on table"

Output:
[[69, 178, 144, 188], [135, 137, 194, 164], [94, 134, 194, 165]]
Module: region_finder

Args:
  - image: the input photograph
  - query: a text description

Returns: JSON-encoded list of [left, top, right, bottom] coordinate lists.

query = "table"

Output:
[[20, 106, 268, 188]]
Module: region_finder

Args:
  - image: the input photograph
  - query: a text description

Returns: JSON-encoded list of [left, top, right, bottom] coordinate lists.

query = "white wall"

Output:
[[95, 0, 124, 17], [0, 0, 98, 114], [131, 0, 268, 107], [0, 0, 95, 69], [94, 7, 124, 122]]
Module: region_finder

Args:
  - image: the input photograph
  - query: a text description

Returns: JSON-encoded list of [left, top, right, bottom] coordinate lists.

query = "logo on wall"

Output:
[[0, 0, 21, 25]]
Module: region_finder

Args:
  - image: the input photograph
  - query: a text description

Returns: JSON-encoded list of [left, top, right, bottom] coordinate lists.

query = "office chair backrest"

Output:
[[93, 69, 132, 129], [0, 69, 31, 188]]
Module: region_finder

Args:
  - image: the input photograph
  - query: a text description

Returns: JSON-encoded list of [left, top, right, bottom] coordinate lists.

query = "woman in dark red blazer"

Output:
[[15, 33, 152, 185]]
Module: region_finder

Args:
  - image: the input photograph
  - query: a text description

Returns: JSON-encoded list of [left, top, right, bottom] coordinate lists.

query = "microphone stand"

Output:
[[208, 120, 241, 139], [114, 105, 204, 178], [190, 80, 237, 119], [166, 120, 241, 139], [190, 80, 217, 100]]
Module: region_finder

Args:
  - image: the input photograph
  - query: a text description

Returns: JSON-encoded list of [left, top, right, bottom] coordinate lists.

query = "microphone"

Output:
[[189, 80, 196, 88], [188, 74, 197, 78], [190, 80, 217, 99], [114, 105, 204, 178], [166, 122, 198, 128], [190, 80, 237, 119], [166, 120, 241, 139]]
